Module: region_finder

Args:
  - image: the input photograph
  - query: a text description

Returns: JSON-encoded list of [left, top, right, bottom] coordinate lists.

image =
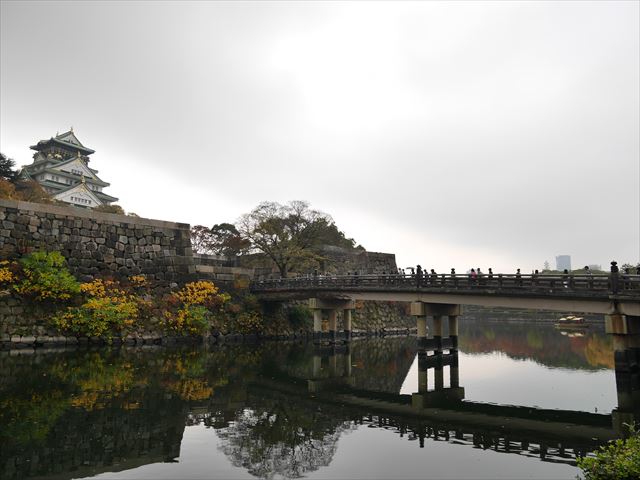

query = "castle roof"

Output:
[[30, 129, 95, 155]]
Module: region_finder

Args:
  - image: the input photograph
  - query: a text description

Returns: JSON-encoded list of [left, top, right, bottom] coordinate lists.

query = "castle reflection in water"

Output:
[[1, 321, 638, 480]]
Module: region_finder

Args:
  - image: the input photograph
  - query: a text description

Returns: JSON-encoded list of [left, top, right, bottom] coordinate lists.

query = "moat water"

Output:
[[0, 319, 630, 479]]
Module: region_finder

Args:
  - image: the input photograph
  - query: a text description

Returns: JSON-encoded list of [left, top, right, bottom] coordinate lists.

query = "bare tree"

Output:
[[237, 201, 332, 278]]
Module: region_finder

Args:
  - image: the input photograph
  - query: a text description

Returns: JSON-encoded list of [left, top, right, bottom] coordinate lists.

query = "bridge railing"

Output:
[[251, 273, 640, 296]]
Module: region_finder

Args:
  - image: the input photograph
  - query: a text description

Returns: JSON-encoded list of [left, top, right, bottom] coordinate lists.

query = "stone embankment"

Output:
[[0, 198, 194, 286], [0, 199, 412, 348]]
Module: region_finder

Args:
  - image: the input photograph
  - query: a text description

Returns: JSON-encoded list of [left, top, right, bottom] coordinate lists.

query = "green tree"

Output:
[[190, 225, 215, 254], [210, 223, 251, 257], [237, 201, 339, 278], [0, 153, 18, 182]]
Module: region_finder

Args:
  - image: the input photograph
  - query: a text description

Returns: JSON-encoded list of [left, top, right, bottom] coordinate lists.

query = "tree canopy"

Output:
[[0, 153, 18, 182], [190, 201, 360, 277], [190, 223, 251, 258], [237, 200, 356, 278]]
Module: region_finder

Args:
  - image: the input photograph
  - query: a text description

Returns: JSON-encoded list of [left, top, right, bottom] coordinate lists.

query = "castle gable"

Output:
[[55, 130, 86, 148], [53, 183, 102, 208], [53, 157, 97, 181]]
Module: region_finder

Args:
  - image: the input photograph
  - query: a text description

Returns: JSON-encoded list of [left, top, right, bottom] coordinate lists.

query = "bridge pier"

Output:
[[607, 314, 640, 435], [416, 315, 428, 349], [433, 315, 443, 353], [449, 315, 459, 350], [328, 310, 337, 343], [411, 302, 462, 350], [344, 309, 352, 342], [313, 309, 323, 343], [309, 298, 356, 344]]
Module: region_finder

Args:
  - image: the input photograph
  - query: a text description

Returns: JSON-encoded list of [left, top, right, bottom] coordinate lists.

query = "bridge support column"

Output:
[[433, 315, 443, 353], [328, 310, 337, 343], [418, 350, 428, 393], [416, 316, 427, 348], [448, 315, 459, 350], [309, 298, 355, 344], [313, 309, 323, 344], [411, 302, 461, 351], [343, 309, 353, 342], [606, 314, 640, 435], [605, 314, 640, 371]]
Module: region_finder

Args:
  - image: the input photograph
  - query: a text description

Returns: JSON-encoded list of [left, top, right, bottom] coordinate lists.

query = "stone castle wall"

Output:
[[320, 245, 397, 274], [0, 198, 194, 286]]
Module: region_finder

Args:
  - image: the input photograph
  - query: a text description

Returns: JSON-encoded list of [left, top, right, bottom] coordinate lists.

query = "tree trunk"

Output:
[[278, 265, 288, 278]]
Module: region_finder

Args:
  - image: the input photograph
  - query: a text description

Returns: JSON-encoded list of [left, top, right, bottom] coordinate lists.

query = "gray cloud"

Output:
[[1, 1, 638, 272]]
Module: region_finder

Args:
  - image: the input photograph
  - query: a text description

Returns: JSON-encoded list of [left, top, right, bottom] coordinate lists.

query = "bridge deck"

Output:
[[251, 273, 640, 315]]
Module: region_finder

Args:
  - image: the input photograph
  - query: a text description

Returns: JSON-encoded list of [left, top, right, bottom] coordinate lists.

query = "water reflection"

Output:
[[0, 322, 638, 480]]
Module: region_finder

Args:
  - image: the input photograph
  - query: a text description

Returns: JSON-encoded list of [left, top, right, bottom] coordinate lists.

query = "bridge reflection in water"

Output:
[[0, 327, 638, 479], [263, 343, 633, 469]]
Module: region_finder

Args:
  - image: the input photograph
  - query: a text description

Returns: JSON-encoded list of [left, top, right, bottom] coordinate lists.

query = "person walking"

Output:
[[610, 261, 619, 294]]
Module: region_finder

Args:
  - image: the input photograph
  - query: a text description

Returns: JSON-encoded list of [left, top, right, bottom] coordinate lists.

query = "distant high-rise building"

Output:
[[556, 255, 571, 271]]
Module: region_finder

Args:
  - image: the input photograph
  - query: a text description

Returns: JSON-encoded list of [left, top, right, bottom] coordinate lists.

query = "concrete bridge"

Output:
[[252, 272, 640, 373]]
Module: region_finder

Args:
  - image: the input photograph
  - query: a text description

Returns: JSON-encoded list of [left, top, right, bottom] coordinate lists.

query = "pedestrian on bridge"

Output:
[[610, 261, 620, 294], [416, 265, 423, 287], [470, 268, 477, 285]]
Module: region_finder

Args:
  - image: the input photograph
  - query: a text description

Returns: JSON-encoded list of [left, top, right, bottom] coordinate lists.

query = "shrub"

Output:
[[577, 426, 640, 480], [232, 311, 263, 335], [163, 305, 210, 335], [162, 281, 230, 335], [0, 260, 16, 286], [173, 280, 230, 307], [14, 251, 80, 301], [51, 279, 138, 338]]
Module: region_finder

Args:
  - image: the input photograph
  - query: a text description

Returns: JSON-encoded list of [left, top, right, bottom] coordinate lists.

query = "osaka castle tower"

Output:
[[20, 128, 118, 208]]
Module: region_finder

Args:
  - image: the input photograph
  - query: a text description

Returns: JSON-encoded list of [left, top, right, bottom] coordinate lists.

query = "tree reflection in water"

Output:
[[0, 325, 634, 480], [215, 397, 355, 479]]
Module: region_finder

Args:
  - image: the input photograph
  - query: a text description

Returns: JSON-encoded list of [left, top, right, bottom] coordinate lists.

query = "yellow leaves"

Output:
[[129, 275, 147, 287], [173, 281, 219, 306], [81, 279, 129, 299], [0, 261, 15, 285], [163, 281, 229, 335]]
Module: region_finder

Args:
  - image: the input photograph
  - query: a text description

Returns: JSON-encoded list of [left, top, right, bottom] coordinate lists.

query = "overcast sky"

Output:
[[1, 1, 638, 272]]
